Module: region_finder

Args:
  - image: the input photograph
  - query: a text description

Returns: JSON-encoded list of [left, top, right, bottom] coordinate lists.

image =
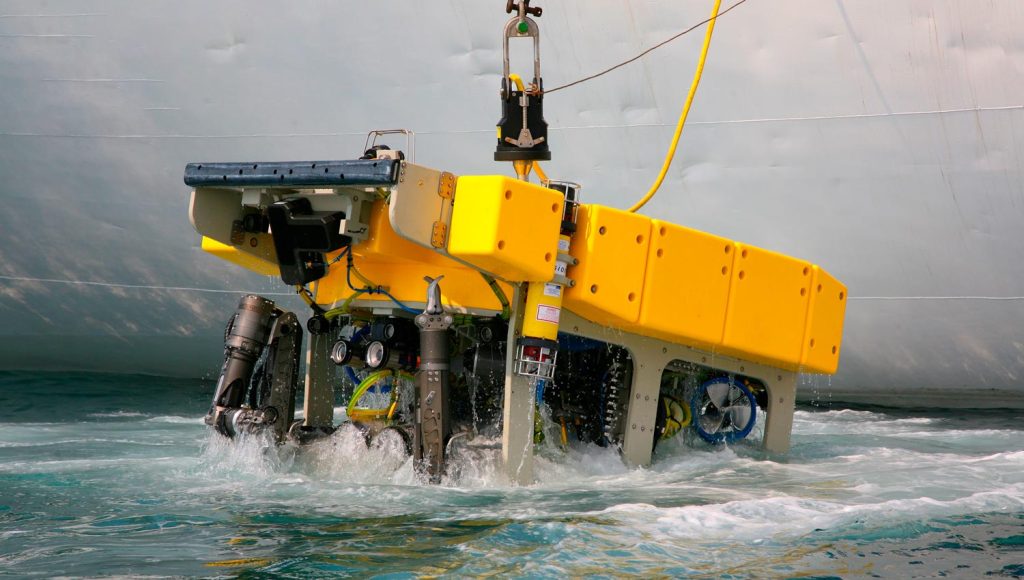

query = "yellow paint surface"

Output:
[[448, 175, 563, 282]]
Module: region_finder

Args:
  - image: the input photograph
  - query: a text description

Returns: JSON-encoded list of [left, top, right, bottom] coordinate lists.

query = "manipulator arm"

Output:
[[206, 295, 302, 441]]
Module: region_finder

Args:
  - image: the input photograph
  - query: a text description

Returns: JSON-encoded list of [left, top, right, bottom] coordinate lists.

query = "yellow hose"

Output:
[[347, 370, 415, 422], [508, 73, 526, 92], [323, 290, 365, 320], [627, 0, 721, 214], [533, 162, 549, 184]]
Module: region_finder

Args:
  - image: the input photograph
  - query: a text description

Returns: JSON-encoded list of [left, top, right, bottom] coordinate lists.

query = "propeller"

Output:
[[693, 377, 757, 443]]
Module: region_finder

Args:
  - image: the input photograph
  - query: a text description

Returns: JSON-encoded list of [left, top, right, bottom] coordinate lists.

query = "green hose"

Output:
[[481, 273, 511, 320]]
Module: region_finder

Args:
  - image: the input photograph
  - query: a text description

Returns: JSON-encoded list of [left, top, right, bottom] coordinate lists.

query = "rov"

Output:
[[186, 1, 845, 485], [187, 138, 845, 485]]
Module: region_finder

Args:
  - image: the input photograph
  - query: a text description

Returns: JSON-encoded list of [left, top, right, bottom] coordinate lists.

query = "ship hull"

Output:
[[1, 0, 1022, 406]]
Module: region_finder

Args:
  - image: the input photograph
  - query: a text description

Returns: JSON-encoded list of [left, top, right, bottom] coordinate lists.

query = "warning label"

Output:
[[542, 283, 562, 297], [536, 305, 561, 324]]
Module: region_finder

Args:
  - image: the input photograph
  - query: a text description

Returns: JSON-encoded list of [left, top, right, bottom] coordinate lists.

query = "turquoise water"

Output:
[[0, 371, 1022, 578]]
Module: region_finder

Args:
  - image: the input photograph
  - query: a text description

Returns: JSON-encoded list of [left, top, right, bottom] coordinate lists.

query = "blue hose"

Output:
[[344, 365, 360, 385], [345, 256, 420, 314], [378, 289, 420, 315]]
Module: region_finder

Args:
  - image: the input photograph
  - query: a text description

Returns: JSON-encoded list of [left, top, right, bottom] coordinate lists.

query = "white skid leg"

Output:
[[619, 359, 665, 467], [762, 371, 797, 453], [501, 285, 536, 485]]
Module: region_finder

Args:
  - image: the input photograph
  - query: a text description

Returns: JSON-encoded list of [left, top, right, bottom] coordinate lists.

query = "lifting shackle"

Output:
[[495, 0, 551, 161], [502, 1, 541, 87]]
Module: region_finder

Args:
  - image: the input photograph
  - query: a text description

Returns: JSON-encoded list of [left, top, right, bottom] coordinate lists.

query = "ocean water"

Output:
[[0, 371, 1022, 578]]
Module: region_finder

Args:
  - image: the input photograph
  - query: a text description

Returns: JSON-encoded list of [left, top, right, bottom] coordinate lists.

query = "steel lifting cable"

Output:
[[537, 1, 745, 213], [542, 0, 746, 96]]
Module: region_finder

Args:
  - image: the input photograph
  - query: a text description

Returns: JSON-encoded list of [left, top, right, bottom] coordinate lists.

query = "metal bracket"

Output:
[[438, 171, 456, 200], [430, 221, 448, 249], [552, 274, 575, 287], [229, 220, 246, 246]]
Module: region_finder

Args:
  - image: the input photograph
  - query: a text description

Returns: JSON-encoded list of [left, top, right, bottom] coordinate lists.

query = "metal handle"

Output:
[[502, 16, 541, 85], [363, 129, 415, 163]]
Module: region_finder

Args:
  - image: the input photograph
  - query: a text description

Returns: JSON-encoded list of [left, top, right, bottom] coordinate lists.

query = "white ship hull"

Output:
[[1, 0, 1022, 406]]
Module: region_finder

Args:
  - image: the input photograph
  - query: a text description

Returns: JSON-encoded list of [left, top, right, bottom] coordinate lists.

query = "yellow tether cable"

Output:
[[627, 0, 721, 214], [508, 73, 526, 92]]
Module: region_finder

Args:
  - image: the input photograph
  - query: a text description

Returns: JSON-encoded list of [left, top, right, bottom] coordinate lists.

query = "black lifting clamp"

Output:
[[495, 0, 551, 162]]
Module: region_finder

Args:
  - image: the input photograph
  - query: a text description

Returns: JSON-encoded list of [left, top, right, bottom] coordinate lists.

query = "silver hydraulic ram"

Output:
[[414, 276, 454, 482], [205, 295, 302, 442]]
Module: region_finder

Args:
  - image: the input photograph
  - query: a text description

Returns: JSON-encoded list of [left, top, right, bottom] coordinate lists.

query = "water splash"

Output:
[[1, 374, 1023, 577]]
